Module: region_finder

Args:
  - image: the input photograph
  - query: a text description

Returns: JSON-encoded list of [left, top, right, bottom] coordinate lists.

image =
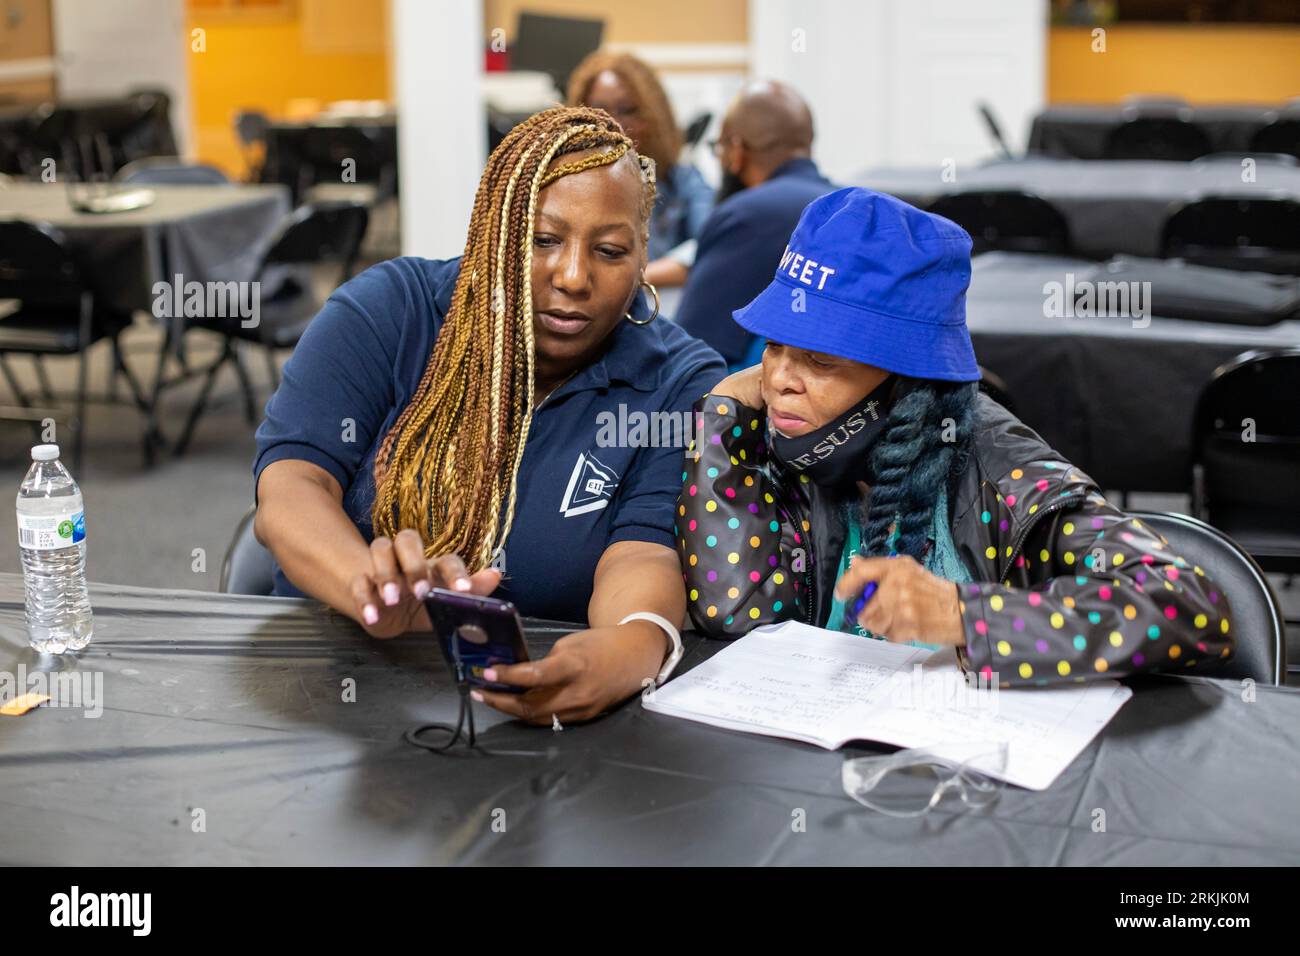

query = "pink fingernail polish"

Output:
[[382, 582, 400, 606], [454, 578, 472, 592], [413, 580, 430, 600], [470, 690, 484, 703], [482, 668, 497, 682], [363, 604, 379, 625]]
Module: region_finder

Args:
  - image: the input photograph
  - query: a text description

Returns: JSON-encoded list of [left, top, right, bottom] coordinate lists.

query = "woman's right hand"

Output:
[[712, 362, 765, 411], [348, 529, 502, 638]]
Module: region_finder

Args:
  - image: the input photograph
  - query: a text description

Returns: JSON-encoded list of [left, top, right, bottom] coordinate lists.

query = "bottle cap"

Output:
[[31, 444, 60, 461]]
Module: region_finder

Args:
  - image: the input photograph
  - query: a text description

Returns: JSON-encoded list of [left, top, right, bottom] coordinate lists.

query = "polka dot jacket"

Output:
[[676, 392, 1236, 688]]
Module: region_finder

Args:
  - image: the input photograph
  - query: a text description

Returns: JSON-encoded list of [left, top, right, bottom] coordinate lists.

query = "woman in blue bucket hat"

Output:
[[678, 187, 1235, 687]]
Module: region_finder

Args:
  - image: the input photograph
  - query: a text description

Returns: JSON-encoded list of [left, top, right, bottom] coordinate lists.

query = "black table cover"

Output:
[[1, 575, 1297, 865]]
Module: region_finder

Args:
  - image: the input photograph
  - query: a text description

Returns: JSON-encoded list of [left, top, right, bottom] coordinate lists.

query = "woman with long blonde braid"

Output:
[[254, 107, 725, 724]]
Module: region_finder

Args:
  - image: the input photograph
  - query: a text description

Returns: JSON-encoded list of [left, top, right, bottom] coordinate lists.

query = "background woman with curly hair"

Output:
[[568, 50, 714, 262]]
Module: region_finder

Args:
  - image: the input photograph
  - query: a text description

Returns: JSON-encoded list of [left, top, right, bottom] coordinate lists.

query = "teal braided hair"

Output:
[[860, 379, 978, 560]]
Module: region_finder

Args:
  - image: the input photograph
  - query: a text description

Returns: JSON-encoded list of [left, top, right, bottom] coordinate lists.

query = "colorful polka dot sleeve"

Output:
[[677, 395, 804, 636], [955, 460, 1235, 688]]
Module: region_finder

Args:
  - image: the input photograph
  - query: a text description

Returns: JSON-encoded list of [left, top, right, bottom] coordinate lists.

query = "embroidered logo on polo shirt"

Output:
[[560, 451, 620, 517]]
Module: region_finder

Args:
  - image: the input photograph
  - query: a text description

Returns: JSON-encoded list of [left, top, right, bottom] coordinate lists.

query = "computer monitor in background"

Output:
[[510, 12, 605, 94]]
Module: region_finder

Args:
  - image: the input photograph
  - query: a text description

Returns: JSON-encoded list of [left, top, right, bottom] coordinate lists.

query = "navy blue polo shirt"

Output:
[[253, 256, 725, 622], [675, 158, 835, 366]]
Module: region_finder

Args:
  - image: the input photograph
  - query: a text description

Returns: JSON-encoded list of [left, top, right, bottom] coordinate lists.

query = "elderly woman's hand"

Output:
[[833, 555, 966, 646], [711, 363, 765, 411]]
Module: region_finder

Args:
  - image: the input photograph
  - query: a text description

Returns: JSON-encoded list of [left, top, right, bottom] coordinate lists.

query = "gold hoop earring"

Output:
[[625, 280, 659, 326]]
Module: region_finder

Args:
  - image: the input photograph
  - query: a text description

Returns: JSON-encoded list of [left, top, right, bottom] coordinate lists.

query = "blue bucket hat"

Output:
[[732, 187, 980, 382]]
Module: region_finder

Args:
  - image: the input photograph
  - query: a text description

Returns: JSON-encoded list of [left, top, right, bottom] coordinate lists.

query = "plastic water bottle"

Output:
[[16, 444, 92, 653]]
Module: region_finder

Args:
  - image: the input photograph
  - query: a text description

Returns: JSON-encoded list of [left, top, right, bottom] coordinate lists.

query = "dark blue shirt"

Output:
[[675, 158, 835, 366], [254, 256, 725, 622]]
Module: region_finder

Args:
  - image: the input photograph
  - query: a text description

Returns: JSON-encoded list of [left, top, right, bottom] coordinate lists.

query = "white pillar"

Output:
[[392, 0, 485, 258]]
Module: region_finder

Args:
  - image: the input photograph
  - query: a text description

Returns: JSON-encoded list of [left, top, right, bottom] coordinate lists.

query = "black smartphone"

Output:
[[425, 588, 530, 693]]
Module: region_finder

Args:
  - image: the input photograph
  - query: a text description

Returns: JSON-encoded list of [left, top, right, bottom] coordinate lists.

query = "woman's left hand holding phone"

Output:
[[350, 529, 502, 639], [473, 540, 685, 726], [473, 621, 668, 725]]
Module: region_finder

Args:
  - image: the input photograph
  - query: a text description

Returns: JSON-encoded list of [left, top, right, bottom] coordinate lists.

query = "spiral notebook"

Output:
[[643, 620, 1132, 791]]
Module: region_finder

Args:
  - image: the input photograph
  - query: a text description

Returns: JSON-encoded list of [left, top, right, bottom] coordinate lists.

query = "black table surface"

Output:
[[0, 182, 290, 314], [2, 575, 1297, 865]]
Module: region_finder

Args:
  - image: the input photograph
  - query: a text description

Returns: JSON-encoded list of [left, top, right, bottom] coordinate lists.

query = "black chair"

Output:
[[1248, 117, 1300, 161], [1, 110, 42, 177], [1191, 348, 1300, 576], [298, 126, 396, 205], [682, 111, 712, 150], [234, 110, 270, 180], [1160, 197, 1300, 274], [0, 222, 143, 468], [114, 156, 230, 185], [1103, 116, 1211, 161], [20, 97, 170, 181], [976, 101, 1014, 160], [25, 104, 81, 180], [235, 111, 269, 149], [173, 201, 370, 453], [121, 89, 179, 163], [1130, 511, 1286, 686], [220, 505, 275, 595], [928, 191, 1072, 256]]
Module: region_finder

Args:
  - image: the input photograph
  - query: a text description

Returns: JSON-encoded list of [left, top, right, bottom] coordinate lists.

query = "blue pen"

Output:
[[850, 550, 897, 618], [851, 581, 878, 619]]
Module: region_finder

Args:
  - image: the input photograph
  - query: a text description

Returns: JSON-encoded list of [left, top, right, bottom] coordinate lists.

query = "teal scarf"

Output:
[[824, 487, 971, 650]]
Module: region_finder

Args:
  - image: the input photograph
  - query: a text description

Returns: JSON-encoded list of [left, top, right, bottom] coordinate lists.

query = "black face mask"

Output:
[[716, 170, 746, 203], [769, 377, 896, 487]]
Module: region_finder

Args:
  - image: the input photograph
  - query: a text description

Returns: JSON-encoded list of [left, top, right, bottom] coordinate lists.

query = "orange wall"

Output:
[[186, 3, 390, 176], [1049, 25, 1300, 103], [483, 0, 746, 43]]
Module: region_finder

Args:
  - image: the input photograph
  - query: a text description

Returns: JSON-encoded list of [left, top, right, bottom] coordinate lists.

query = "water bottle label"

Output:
[[17, 510, 85, 550]]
